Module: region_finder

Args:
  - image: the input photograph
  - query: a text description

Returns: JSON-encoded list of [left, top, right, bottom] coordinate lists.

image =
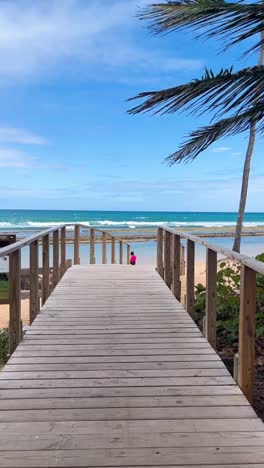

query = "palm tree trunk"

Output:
[[232, 126, 256, 252], [232, 29, 264, 253]]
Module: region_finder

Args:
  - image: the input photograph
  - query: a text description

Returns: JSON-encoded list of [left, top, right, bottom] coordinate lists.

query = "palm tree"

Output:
[[129, 0, 264, 252]]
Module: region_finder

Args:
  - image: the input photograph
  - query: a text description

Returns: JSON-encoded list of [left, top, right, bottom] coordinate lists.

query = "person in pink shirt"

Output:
[[130, 251, 137, 266]]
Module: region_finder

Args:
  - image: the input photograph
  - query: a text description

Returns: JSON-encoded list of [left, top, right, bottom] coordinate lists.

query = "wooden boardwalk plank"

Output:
[[0, 264, 264, 467]]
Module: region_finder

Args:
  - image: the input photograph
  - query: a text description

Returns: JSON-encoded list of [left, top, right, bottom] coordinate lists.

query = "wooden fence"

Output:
[[157, 226, 264, 403], [0, 224, 131, 356]]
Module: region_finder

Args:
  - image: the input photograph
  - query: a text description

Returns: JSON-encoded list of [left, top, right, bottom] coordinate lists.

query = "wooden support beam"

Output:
[[127, 245, 130, 265], [9, 250, 21, 356], [186, 239, 195, 318], [74, 225, 80, 265], [238, 265, 256, 403], [60, 227, 66, 278], [111, 238, 116, 264], [180, 244, 185, 276], [42, 235, 50, 306], [102, 232, 107, 264], [157, 227, 164, 278], [205, 248, 217, 349], [172, 234, 181, 301], [52, 230, 59, 289], [119, 241, 123, 265], [29, 240, 39, 324], [164, 231, 172, 288], [90, 229, 95, 264]]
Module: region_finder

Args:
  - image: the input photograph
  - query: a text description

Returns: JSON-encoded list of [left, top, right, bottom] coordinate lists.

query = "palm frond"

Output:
[[128, 65, 264, 118], [139, 1, 264, 51], [166, 102, 264, 164]]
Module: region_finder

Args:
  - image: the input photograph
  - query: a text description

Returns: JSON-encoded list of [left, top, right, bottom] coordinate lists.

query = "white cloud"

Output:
[[0, 149, 35, 168], [212, 146, 232, 153], [0, 127, 47, 144], [232, 151, 242, 156], [0, 0, 202, 82], [0, 148, 63, 169]]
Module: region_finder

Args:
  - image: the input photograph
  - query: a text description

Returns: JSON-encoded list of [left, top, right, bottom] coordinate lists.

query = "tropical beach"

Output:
[[2, 0, 264, 467]]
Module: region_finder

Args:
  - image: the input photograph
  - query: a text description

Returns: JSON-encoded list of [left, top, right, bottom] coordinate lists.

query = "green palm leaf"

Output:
[[128, 65, 264, 117], [166, 103, 264, 164], [139, 1, 264, 51]]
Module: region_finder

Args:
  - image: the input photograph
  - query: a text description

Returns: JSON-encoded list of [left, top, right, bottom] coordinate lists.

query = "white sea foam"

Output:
[[1, 219, 264, 230], [0, 222, 13, 228]]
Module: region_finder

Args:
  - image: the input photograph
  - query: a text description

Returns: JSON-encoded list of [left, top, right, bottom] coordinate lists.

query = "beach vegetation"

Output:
[[0, 329, 8, 366], [129, 0, 264, 252], [194, 256, 264, 346]]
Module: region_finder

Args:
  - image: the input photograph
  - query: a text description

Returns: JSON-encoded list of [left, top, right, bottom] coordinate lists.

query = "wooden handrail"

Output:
[[0, 224, 131, 259], [157, 225, 261, 404], [0, 226, 64, 258], [164, 227, 264, 275], [0, 223, 131, 357]]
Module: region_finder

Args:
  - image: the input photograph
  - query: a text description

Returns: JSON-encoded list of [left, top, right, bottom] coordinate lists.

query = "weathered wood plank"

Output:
[[102, 232, 107, 264], [157, 227, 164, 278], [0, 406, 255, 422], [52, 230, 59, 288], [172, 233, 181, 301], [111, 237, 116, 264], [29, 240, 39, 324], [1, 264, 264, 468], [42, 234, 49, 306], [238, 265, 257, 403], [119, 241, 123, 265], [186, 239, 195, 317], [60, 226, 66, 277], [9, 250, 21, 355], [74, 225, 80, 265], [205, 248, 217, 348], [164, 230, 172, 287], [89, 228, 95, 264]]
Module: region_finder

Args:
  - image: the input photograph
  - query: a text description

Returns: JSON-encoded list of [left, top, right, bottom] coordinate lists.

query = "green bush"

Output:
[[194, 255, 264, 346], [0, 329, 8, 366]]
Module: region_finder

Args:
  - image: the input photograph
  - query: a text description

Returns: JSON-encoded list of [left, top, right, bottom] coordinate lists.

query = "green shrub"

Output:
[[0, 329, 8, 366], [194, 255, 264, 346]]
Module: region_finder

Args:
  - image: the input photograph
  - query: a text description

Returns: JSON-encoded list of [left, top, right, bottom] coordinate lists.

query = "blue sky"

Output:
[[0, 0, 263, 212]]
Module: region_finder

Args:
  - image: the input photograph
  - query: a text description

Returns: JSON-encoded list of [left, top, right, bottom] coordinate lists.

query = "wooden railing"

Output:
[[0, 224, 131, 356], [157, 226, 264, 403]]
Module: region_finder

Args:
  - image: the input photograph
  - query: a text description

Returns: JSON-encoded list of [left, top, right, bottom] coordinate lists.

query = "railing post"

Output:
[[9, 250, 21, 355], [111, 237, 116, 264], [90, 229, 95, 264], [53, 230, 59, 288], [180, 244, 185, 276], [157, 227, 164, 278], [119, 241, 123, 264], [60, 226, 66, 277], [238, 265, 256, 403], [127, 245, 130, 265], [186, 239, 195, 318], [172, 234, 181, 301], [30, 240, 39, 324], [74, 224, 80, 265], [164, 231, 172, 288], [205, 248, 217, 349], [102, 232, 107, 264], [42, 234, 50, 306]]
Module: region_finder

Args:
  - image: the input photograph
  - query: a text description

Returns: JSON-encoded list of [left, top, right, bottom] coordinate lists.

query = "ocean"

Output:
[[1, 210, 264, 267], [1, 209, 264, 231]]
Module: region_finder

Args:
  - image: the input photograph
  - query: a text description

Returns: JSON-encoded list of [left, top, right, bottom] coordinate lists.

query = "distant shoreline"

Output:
[[8, 225, 264, 244]]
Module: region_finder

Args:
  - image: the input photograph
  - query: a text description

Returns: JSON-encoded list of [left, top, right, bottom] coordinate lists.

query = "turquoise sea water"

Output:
[[1, 210, 264, 268], [1, 209, 264, 231]]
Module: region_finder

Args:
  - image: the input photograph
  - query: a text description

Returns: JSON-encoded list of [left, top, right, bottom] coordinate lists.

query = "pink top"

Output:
[[130, 255, 137, 264]]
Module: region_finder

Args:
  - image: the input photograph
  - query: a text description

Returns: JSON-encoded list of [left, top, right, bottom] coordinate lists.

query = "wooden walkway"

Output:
[[1, 265, 264, 467]]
